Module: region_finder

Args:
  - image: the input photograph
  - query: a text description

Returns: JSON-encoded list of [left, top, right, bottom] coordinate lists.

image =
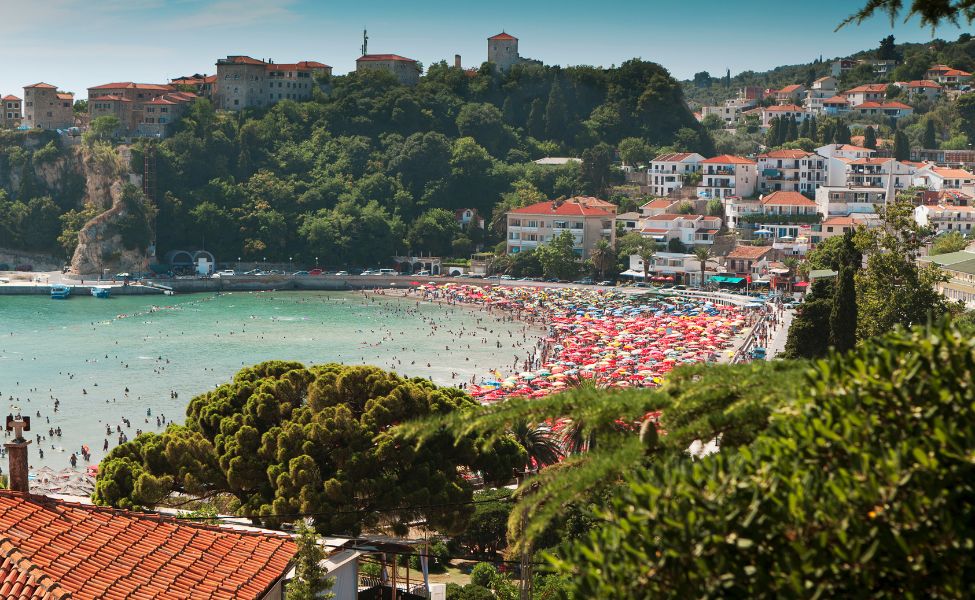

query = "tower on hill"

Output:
[[488, 32, 521, 72]]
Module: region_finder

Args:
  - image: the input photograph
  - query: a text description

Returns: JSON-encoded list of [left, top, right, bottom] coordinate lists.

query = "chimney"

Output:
[[5, 415, 31, 493], [455, 54, 462, 69]]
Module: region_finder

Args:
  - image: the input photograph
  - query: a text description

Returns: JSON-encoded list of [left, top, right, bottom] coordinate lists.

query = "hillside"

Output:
[[682, 32, 975, 106]]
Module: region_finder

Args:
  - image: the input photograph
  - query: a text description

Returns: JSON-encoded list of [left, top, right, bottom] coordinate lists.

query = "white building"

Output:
[[774, 84, 806, 104], [757, 149, 825, 194], [699, 155, 757, 200], [648, 152, 704, 197], [850, 101, 914, 120], [815, 186, 888, 217], [915, 203, 975, 235], [843, 83, 888, 106], [897, 80, 942, 102], [700, 97, 756, 126], [805, 76, 838, 112], [846, 157, 916, 190], [623, 252, 710, 285], [639, 214, 721, 247], [753, 104, 811, 128], [914, 165, 975, 190]]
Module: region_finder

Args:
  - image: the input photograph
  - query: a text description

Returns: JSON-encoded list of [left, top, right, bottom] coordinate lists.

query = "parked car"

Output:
[[597, 280, 613, 286], [574, 278, 594, 285], [309, 268, 323, 276], [334, 271, 350, 276], [467, 273, 484, 279], [292, 271, 309, 276], [244, 269, 264, 276], [378, 268, 397, 276], [360, 270, 376, 276], [416, 270, 431, 276], [214, 270, 236, 277]]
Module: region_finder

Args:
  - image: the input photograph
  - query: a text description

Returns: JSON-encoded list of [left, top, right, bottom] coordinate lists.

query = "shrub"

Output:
[[469, 562, 497, 587]]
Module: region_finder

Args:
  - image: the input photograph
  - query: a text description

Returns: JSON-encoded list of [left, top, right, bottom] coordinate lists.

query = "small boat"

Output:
[[91, 287, 111, 299], [50, 284, 72, 299]]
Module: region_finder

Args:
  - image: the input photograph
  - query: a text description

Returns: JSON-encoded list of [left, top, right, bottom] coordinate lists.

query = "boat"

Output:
[[50, 284, 72, 299], [91, 287, 111, 299]]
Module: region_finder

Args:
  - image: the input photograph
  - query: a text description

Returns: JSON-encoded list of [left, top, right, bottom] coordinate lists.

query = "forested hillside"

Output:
[[133, 60, 709, 267]]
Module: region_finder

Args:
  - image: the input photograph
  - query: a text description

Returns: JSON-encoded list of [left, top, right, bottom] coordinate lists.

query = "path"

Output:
[[766, 307, 795, 359]]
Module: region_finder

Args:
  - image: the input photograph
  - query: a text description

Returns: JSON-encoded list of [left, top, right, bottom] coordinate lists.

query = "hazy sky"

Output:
[[0, 0, 965, 99]]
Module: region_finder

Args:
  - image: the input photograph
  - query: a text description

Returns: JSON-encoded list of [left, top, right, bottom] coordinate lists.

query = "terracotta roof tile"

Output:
[[701, 154, 756, 165], [0, 492, 295, 600], [760, 191, 816, 206], [727, 245, 773, 260], [509, 200, 614, 217], [489, 32, 517, 41], [357, 54, 416, 63], [2, 95, 21, 101], [758, 149, 812, 159], [854, 101, 912, 110]]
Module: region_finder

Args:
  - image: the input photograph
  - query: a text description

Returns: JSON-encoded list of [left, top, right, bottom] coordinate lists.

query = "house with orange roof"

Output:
[[850, 101, 913, 119], [805, 76, 838, 113], [774, 84, 806, 104], [638, 197, 678, 217], [820, 95, 850, 115], [915, 165, 975, 190], [1, 94, 22, 129], [486, 32, 539, 72], [639, 213, 721, 247], [845, 157, 917, 189], [699, 155, 757, 200], [896, 80, 942, 102], [757, 149, 825, 194], [214, 55, 331, 110], [22, 83, 74, 130], [356, 54, 421, 85], [809, 214, 873, 243], [754, 104, 811, 128], [649, 152, 704, 197], [843, 83, 888, 106], [925, 64, 972, 87], [724, 244, 778, 278], [506, 199, 615, 258], [915, 202, 975, 235]]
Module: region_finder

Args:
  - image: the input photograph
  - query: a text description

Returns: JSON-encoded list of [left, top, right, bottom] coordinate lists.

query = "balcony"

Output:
[[708, 167, 735, 175]]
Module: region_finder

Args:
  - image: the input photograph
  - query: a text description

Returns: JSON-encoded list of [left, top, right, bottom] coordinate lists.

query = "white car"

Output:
[[213, 270, 236, 277]]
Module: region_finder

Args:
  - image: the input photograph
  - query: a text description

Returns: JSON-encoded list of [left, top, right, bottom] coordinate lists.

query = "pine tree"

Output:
[[544, 79, 568, 141], [833, 122, 851, 144], [829, 265, 858, 353], [527, 98, 545, 139], [923, 119, 937, 149], [287, 521, 334, 600], [786, 117, 799, 142], [766, 117, 781, 147], [894, 130, 911, 160], [863, 126, 877, 150]]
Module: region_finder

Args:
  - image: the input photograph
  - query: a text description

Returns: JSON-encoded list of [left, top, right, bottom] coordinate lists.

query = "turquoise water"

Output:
[[0, 291, 533, 471]]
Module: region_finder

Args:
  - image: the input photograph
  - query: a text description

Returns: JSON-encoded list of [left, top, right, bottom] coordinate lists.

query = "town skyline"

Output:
[[0, 0, 965, 98]]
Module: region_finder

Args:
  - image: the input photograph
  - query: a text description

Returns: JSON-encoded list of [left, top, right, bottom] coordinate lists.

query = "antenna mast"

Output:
[[361, 29, 368, 56]]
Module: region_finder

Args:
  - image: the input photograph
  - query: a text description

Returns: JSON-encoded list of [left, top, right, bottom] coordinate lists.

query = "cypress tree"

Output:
[[894, 130, 911, 160], [527, 98, 545, 139], [799, 117, 811, 139], [923, 119, 937, 149], [777, 117, 789, 145], [544, 78, 568, 141], [808, 115, 818, 142], [786, 116, 799, 142], [766, 117, 781, 147], [820, 120, 835, 146], [833, 122, 851, 144], [501, 97, 517, 126], [863, 126, 877, 150], [829, 265, 858, 352]]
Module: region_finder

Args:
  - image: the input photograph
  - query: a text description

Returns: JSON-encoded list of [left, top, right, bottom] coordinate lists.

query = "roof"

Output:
[[566, 196, 617, 210], [489, 32, 517, 41], [701, 154, 755, 165], [726, 245, 773, 260], [640, 199, 675, 209], [833, 143, 873, 153], [2, 95, 21, 101], [509, 201, 614, 217], [647, 213, 694, 222], [854, 101, 912, 110], [758, 149, 811, 159], [218, 55, 266, 66], [532, 157, 581, 165], [822, 96, 849, 104], [903, 80, 941, 88], [821, 216, 858, 226], [848, 157, 893, 165], [88, 82, 172, 92], [651, 152, 698, 162], [55, 94, 73, 100], [929, 167, 975, 179], [844, 84, 889, 93], [920, 249, 975, 266], [92, 95, 131, 102], [23, 83, 56, 89], [777, 84, 803, 93], [760, 191, 816, 206], [766, 104, 805, 112], [0, 491, 296, 600], [616, 212, 642, 220], [265, 61, 331, 72], [814, 76, 836, 83], [357, 54, 416, 63]]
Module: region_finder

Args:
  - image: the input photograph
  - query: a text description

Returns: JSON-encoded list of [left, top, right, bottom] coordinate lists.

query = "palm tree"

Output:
[[590, 239, 615, 280], [692, 246, 712, 288], [510, 420, 563, 472]]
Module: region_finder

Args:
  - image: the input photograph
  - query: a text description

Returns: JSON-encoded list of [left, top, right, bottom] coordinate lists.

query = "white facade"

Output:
[[815, 186, 888, 217], [845, 158, 916, 190], [699, 155, 757, 199], [640, 214, 720, 246], [700, 98, 755, 125], [757, 150, 826, 194], [805, 76, 838, 112], [915, 204, 975, 235], [914, 166, 975, 190], [626, 252, 708, 285], [843, 84, 888, 106], [648, 152, 704, 197]]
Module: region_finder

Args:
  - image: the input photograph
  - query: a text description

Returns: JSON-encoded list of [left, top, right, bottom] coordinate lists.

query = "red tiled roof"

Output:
[[836, 144, 873, 152], [822, 96, 848, 104], [220, 55, 266, 66], [766, 104, 805, 112], [24, 83, 56, 89], [701, 154, 755, 165], [0, 492, 296, 600], [266, 61, 331, 72], [760, 191, 816, 206], [758, 149, 811, 159], [930, 167, 975, 179], [204, 75, 217, 83], [726, 245, 773, 260], [566, 196, 616, 210], [848, 157, 893, 165], [777, 84, 802, 93], [854, 101, 912, 110], [903, 80, 941, 88], [509, 201, 614, 217], [927, 64, 952, 72], [357, 54, 416, 63], [641, 199, 675, 209], [652, 152, 697, 162], [2, 95, 21, 101], [88, 82, 172, 92], [55, 94, 73, 100], [844, 84, 888, 93], [489, 32, 517, 41], [822, 216, 858, 226]]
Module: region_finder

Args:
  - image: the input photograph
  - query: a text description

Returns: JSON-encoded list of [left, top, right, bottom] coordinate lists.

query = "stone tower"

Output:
[[488, 32, 519, 72]]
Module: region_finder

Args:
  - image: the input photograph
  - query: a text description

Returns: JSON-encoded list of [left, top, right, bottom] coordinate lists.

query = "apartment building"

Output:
[[915, 203, 975, 234], [22, 83, 74, 130], [623, 252, 709, 285], [213, 56, 330, 110], [757, 149, 825, 194], [648, 152, 704, 197], [805, 76, 838, 112], [774, 84, 806, 104], [699, 155, 757, 200], [506, 200, 615, 258], [843, 83, 888, 106], [753, 104, 811, 128], [639, 213, 720, 247], [1, 95, 21, 129], [850, 101, 913, 119], [700, 97, 755, 126], [815, 186, 888, 217], [845, 157, 916, 189], [914, 166, 975, 190]]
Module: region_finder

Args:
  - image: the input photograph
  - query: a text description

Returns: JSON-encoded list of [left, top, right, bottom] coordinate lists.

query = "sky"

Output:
[[0, 0, 966, 99]]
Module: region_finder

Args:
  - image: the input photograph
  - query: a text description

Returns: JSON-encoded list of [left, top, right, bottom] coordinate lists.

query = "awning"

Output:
[[710, 275, 746, 284], [620, 269, 646, 278], [794, 281, 809, 288]]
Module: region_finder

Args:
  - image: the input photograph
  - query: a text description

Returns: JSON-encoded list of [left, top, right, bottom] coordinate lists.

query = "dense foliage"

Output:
[[129, 61, 707, 267], [550, 320, 975, 598], [93, 362, 524, 535]]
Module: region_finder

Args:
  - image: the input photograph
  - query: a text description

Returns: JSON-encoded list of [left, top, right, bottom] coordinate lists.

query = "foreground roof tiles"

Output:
[[0, 492, 295, 600]]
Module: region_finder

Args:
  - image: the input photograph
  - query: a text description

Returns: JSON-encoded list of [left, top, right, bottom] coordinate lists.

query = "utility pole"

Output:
[[361, 29, 369, 56]]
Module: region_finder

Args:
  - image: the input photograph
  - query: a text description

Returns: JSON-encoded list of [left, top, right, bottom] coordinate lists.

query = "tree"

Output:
[[408, 208, 460, 256], [877, 34, 899, 61], [781, 278, 834, 359], [526, 98, 545, 139], [617, 137, 653, 166], [85, 116, 121, 144], [580, 143, 614, 195], [930, 230, 969, 255], [548, 320, 975, 598], [454, 489, 514, 556], [287, 521, 335, 600], [833, 121, 852, 144], [957, 93, 975, 144], [456, 103, 505, 155], [923, 118, 938, 149], [692, 71, 712, 87], [893, 130, 911, 160], [94, 363, 524, 536], [536, 230, 580, 280], [620, 232, 657, 280], [693, 246, 712, 287], [706, 198, 724, 217], [589, 239, 616, 279], [544, 78, 568, 141], [765, 117, 782, 147], [863, 125, 878, 150], [842, 0, 975, 29], [829, 264, 858, 352]]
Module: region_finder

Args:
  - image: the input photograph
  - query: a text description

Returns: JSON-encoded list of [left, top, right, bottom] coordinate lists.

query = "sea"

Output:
[[0, 291, 533, 471]]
